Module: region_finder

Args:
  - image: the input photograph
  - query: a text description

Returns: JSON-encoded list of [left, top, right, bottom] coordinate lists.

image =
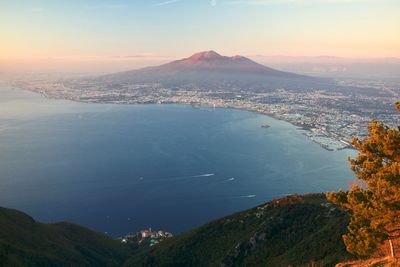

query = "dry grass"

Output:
[[336, 257, 400, 267], [336, 235, 400, 267]]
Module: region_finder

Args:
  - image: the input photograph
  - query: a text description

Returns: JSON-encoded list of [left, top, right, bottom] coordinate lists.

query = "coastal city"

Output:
[[9, 76, 399, 151]]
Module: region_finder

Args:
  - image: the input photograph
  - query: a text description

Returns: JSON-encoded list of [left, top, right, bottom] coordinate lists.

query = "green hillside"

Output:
[[124, 194, 353, 267], [0, 207, 135, 267], [0, 194, 354, 266]]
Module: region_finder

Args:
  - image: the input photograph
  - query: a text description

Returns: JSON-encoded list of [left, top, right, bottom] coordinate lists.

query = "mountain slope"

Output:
[[0, 194, 354, 266], [147, 50, 300, 76], [97, 51, 330, 91], [0, 207, 135, 267], [124, 194, 353, 267]]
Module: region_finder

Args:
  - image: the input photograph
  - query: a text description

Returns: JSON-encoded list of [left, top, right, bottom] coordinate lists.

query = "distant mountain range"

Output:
[[97, 51, 330, 91]]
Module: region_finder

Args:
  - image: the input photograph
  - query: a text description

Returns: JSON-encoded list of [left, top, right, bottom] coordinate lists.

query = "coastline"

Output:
[[2, 81, 355, 152], [0, 81, 358, 236]]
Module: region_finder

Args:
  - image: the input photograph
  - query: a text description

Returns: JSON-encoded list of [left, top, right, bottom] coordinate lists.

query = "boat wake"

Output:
[[226, 178, 235, 182], [237, 194, 256, 198], [135, 173, 216, 183], [190, 173, 215, 178]]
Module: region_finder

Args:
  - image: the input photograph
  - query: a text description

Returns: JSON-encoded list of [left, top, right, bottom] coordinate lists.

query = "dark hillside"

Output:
[[125, 194, 353, 267], [0, 207, 134, 267], [0, 194, 353, 266]]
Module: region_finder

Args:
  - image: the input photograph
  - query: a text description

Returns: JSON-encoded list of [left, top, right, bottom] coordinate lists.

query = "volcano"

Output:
[[99, 51, 329, 91]]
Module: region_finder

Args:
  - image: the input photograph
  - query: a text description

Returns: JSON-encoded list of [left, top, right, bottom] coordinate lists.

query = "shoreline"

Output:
[[3, 82, 355, 152]]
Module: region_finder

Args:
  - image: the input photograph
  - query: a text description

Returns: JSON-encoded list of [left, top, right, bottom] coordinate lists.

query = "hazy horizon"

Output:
[[1, 0, 399, 73], [2, 51, 400, 77]]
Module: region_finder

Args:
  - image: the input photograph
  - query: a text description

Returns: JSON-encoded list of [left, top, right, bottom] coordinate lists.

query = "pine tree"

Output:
[[327, 102, 400, 257]]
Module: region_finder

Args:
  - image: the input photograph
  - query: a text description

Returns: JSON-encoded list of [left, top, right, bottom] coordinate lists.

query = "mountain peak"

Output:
[[232, 55, 245, 59], [172, 50, 276, 73], [101, 50, 321, 91], [188, 50, 222, 61]]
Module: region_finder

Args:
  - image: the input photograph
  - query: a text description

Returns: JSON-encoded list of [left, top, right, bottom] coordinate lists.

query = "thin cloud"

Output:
[[154, 0, 182, 6], [112, 53, 162, 59], [154, 0, 217, 7], [226, 0, 378, 5]]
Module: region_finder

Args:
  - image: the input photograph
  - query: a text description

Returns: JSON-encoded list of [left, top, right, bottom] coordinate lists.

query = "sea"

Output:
[[0, 83, 356, 237]]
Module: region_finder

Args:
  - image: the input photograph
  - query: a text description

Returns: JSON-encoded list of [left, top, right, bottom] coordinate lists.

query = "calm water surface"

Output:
[[0, 84, 356, 236]]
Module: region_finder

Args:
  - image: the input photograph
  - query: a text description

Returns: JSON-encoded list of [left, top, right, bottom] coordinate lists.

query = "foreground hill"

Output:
[[96, 51, 329, 91], [0, 194, 354, 266], [0, 207, 134, 266], [124, 194, 353, 267]]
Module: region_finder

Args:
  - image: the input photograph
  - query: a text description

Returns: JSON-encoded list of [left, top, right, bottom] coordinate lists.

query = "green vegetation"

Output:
[[327, 103, 400, 257], [124, 194, 352, 267], [0, 194, 355, 266], [0, 207, 135, 267]]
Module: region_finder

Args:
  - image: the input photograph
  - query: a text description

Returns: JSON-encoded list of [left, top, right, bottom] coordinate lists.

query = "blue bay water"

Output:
[[0, 84, 356, 237]]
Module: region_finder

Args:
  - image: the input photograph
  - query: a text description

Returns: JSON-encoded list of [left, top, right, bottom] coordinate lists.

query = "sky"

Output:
[[1, 0, 399, 72]]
